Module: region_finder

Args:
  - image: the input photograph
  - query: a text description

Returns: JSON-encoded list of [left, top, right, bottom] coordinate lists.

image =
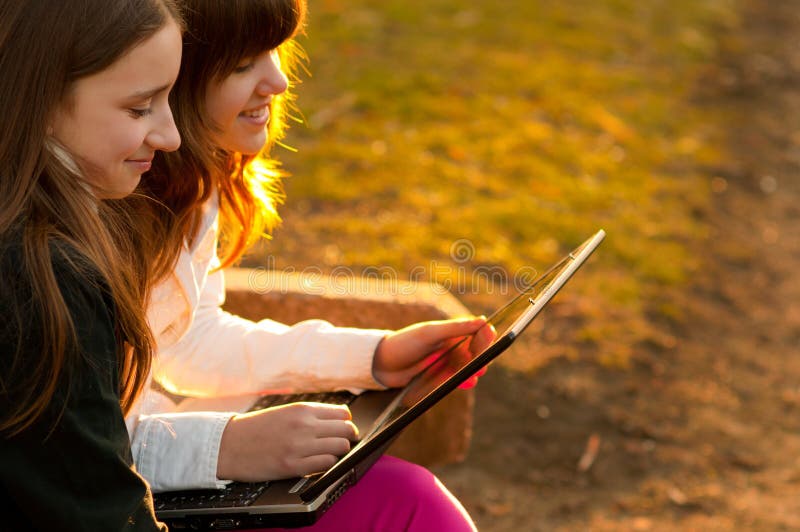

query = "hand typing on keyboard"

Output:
[[216, 402, 359, 482]]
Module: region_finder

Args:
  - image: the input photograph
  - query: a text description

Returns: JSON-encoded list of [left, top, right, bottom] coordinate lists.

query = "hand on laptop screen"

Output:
[[423, 342, 491, 390], [372, 317, 497, 389]]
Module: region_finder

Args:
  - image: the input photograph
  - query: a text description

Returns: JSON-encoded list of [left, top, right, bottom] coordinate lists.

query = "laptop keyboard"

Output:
[[155, 482, 269, 511], [248, 390, 357, 412]]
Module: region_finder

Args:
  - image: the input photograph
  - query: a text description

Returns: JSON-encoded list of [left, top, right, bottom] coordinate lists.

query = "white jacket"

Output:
[[126, 194, 387, 492]]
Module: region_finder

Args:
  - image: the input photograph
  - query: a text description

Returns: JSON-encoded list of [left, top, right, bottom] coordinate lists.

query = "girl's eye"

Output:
[[234, 60, 255, 74], [129, 107, 152, 119]]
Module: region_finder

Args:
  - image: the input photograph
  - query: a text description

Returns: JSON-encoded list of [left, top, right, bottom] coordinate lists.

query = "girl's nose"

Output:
[[256, 51, 289, 97], [149, 105, 181, 153]]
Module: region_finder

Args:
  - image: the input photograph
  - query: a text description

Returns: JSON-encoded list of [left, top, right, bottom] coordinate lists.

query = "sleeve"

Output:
[[129, 406, 234, 492], [0, 262, 167, 531], [153, 267, 390, 397]]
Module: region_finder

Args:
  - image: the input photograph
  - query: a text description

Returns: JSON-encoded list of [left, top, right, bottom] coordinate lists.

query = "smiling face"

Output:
[[204, 49, 289, 155], [50, 19, 183, 199]]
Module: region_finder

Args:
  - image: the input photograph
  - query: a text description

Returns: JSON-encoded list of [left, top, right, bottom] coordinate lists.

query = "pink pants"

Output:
[[246, 455, 476, 531]]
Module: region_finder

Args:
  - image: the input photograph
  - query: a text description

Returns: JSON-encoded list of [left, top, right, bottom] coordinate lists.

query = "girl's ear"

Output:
[[46, 111, 58, 136]]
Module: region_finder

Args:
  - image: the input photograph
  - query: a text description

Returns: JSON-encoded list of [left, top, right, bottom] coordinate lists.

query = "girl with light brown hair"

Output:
[[0, 0, 184, 529]]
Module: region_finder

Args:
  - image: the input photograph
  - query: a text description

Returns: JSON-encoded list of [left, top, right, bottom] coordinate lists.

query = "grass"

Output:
[[247, 0, 740, 368]]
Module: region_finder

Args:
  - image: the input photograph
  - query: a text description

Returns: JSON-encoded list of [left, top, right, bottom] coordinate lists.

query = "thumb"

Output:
[[426, 316, 487, 343], [410, 317, 486, 355]]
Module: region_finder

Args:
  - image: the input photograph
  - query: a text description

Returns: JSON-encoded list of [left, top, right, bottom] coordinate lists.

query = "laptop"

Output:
[[154, 229, 605, 530]]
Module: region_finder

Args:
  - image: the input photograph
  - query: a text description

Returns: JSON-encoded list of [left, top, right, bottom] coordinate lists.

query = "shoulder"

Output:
[[0, 234, 115, 356], [0, 234, 118, 424], [49, 242, 118, 360], [0, 233, 106, 292]]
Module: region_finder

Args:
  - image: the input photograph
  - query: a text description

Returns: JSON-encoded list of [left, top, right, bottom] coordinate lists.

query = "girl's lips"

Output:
[[239, 105, 270, 126], [125, 159, 152, 172]]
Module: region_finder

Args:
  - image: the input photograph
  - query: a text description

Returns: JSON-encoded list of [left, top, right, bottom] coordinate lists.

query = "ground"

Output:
[[432, 1, 800, 530]]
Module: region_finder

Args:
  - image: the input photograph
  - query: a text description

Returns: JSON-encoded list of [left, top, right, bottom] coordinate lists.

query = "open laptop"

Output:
[[154, 229, 605, 530]]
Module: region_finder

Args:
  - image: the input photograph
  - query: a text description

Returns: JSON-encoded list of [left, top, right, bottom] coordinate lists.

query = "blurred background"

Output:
[[244, 0, 800, 529]]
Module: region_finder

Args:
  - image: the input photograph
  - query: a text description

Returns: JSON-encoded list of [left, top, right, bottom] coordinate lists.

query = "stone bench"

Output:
[[222, 267, 475, 467]]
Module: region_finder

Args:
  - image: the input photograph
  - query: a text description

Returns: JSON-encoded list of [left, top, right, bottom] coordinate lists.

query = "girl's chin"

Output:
[[225, 132, 267, 155]]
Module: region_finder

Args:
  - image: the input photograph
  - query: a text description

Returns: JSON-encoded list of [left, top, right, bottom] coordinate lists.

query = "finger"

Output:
[[438, 316, 488, 338], [458, 374, 479, 390], [316, 419, 359, 441], [292, 454, 340, 476], [304, 437, 352, 458], [424, 347, 449, 363], [304, 403, 353, 421], [418, 317, 487, 347], [469, 323, 497, 355], [439, 319, 494, 353], [480, 322, 498, 341], [427, 331, 478, 363], [408, 349, 451, 377]]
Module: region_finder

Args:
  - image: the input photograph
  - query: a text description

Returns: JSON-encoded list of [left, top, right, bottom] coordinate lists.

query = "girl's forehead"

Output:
[[190, 1, 301, 65], [89, 21, 183, 97], [213, 42, 285, 78]]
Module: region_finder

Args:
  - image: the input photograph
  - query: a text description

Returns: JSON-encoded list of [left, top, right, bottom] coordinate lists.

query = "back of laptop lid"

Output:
[[300, 230, 605, 501]]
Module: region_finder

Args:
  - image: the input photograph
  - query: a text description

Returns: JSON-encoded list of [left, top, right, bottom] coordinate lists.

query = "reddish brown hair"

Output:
[[145, 0, 307, 277]]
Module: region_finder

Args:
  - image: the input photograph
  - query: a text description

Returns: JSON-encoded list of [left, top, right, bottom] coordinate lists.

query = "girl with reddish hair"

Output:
[[133, 1, 493, 529]]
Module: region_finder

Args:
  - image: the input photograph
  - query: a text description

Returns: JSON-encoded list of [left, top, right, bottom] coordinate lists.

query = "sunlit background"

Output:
[[242, 0, 799, 529], [251, 0, 732, 370]]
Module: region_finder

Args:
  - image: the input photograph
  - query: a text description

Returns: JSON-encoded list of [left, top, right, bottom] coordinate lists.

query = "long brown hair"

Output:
[[145, 0, 306, 277], [0, 0, 182, 436]]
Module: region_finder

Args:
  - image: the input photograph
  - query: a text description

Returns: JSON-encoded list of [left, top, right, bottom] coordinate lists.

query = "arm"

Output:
[[0, 260, 166, 531], [128, 391, 360, 490], [147, 201, 388, 397], [152, 266, 388, 397], [135, 292, 495, 490], [208, 318, 497, 483]]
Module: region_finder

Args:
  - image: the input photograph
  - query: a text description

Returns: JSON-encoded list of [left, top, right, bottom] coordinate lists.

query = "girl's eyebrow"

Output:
[[128, 83, 172, 100]]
